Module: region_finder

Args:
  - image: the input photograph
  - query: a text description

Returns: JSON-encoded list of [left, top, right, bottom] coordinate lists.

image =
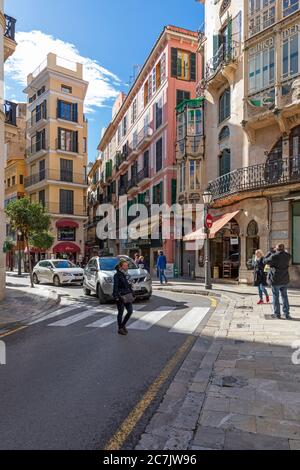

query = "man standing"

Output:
[[157, 251, 168, 285], [264, 244, 292, 320]]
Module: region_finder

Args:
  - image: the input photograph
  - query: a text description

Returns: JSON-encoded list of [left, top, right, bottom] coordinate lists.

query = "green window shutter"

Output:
[[171, 48, 178, 78], [159, 181, 163, 205], [171, 179, 177, 205], [190, 53, 196, 81], [227, 19, 233, 59], [213, 34, 220, 69]]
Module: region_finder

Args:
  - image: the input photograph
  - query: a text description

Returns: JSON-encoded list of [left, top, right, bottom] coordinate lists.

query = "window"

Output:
[[153, 182, 163, 204], [34, 129, 46, 153], [171, 48, 196, 81], [117, 125, 121, 145], [155, 99, 163, 129], [219, 149, 231, 176], [29, 94, 36, 104], [58, 128, 78, 153], [60, 189, 74, 214], [187, 109, 203, 135], [246, 220, 260, 269], [60, 159, 73, 182], [282, 31, 299, 80], [37, 86, 46, 97], [219, 126, 230, 142], [249, 41, 275, 94], [131, 99, 137, 124], [39, 190, 45, 208], [39, 160, 46, 181], [61, 85, 72, 94], [283, 0, 299, 17], [219, 88, 231, 123], [35, 100, 47, 123], [20, 175, 24, 185], [292, 202, 300, 264], [248, 0, 275, 37], [177, 112, 185, 141], [156, 138, 163, 172], [58, 227, 76, 241], [176, 90, 190, 106], [57, 100, 78, 122], [122, 115, 127, 137], [189, 160, 201, 190]]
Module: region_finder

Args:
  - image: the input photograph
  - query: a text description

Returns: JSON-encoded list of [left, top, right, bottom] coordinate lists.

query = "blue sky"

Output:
[[5, 0, 204, 161]]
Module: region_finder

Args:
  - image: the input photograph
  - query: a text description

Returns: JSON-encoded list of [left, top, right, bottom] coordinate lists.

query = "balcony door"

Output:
[[60, 158, 73, 183]]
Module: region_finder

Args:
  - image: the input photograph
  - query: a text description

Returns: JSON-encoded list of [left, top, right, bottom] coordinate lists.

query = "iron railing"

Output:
[[45, 202, 86, 217], [28, 105, 47, 128], [4, 100, 17, 126], [137, 167, 150, 183], [205, 40, 239, 81], [4, 15, 16, 41], [137, 125, 152, 149], [25, 170, 87, 188], [26, 140, 48, 157], [56, 138, 78, 154], [208, 156, 300, 200]]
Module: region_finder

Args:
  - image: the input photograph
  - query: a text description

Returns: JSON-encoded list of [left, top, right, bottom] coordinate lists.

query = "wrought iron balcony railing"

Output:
[[26, 140, 48, 157], [137, 167, 150, 183], [45, 202, 86, 217], [4, 15, 16, 41], [137, 125, 152, 150], [208, 156, 300, 201], [4, 100, 17, 126], [25, 169, 87, 188], [205, 40, 239, 82]]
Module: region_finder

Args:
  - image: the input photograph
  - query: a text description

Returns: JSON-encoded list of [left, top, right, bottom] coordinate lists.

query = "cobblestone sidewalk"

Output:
[[137, 289, 300, 450], [0, 285, 59, 332]]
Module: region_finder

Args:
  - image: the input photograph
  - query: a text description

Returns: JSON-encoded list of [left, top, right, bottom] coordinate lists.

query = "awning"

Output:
[[53, 242, 81, 254], [183, 210, 240, 242], [56, 219, 79, 229]]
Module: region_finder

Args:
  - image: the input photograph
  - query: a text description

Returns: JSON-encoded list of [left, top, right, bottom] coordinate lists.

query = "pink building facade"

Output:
[[97, 26, 201, 273]]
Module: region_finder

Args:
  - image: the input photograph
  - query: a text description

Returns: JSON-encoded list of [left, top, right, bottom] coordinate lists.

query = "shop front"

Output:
[[52, 241, 81, 264]]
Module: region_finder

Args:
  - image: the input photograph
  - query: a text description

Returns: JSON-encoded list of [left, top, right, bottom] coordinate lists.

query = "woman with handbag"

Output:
[[253, 250, 270, 305], [113, 260, 135, 336]]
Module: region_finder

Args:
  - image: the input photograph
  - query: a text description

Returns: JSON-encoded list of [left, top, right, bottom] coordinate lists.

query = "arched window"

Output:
[[219, 88, 231, 123], [219, 126, 230, 142], [246, 220, 259, 270]]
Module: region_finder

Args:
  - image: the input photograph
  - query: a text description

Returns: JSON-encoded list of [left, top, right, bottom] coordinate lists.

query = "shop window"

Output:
[[58, 227, 76, 242], [292, 202, 300, 264], [246, 220, 260, 270]]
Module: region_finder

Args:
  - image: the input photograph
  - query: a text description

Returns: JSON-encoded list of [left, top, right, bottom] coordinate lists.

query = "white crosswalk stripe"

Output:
[[128, 306, 177, 331], [48, 308, 101, 327], [170, 307, 210, 335], [85, 304, 146, 329], [29, 304, 79, 325]]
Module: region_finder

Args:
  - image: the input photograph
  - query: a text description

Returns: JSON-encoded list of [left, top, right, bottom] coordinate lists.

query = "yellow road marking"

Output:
[[210, 297, 218, 308], [104, 335, 195, 451], [0, 326, 28, 339]]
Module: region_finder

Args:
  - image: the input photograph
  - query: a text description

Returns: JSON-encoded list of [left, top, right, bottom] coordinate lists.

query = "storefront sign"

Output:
[[230, 237, 239, 246], [282, 23, 300, 40], [249, 37, 274, 56]]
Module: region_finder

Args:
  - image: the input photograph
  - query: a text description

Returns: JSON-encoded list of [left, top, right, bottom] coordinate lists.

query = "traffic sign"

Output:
[[205, 214, 213, 230]]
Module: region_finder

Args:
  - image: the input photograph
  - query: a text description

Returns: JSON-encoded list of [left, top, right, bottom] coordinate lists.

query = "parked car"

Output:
[[83, 255, 152, 304], [33, 259, 84, 286]]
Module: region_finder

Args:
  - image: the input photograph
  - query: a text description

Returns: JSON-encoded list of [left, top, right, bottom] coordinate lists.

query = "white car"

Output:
[[33, 259, 84, 287]]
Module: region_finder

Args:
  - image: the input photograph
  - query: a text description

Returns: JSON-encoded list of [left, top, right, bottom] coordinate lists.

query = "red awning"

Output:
[[53, 242, 81, 254], [183, 210, 240, 242], [56, 219, 79, 229]]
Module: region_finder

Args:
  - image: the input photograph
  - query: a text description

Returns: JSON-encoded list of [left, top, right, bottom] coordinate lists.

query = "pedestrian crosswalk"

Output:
[[28, 303, 210, 335]]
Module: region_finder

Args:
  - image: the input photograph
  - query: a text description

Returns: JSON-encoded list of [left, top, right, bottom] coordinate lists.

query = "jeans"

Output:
[[258, 284, 268, 301], [272, 285, 290, 318], [116, 301, 133, 329], [159, 268, 167, 284]]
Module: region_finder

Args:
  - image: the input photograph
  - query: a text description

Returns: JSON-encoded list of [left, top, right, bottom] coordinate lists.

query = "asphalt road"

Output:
[[0, 285, 212, 450]]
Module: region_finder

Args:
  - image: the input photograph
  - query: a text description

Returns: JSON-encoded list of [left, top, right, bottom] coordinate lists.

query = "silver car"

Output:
[[83, 256, 152, 304], [33, 259, 84, 287]]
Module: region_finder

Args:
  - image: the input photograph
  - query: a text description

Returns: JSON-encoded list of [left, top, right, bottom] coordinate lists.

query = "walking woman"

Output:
[[253, 250, 270, 305], [113, 260, 135, 336]]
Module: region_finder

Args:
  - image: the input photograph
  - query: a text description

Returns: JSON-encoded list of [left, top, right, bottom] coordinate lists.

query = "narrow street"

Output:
[[0, 286, 212, 450]]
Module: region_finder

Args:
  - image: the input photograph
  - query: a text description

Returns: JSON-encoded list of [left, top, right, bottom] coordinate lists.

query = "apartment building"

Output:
[[4, 102, 26, 269], [0, 1, 17, 299], [24, 53, 88, 263], [97, 25, 201, 273], [198, 0, 300, 286], [85, 158, 103, 259]]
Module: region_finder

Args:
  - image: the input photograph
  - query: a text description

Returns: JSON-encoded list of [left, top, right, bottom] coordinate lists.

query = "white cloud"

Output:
[[4, 30, 121, 113]]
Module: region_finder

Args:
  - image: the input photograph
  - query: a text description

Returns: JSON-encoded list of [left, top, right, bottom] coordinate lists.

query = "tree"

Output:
[[29, 232, 54, 252], [5, 198, 52, 288]]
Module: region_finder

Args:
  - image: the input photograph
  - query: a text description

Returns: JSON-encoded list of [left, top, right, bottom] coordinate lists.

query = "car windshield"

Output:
[[99, 257, 137, 271], [52, 261, 75, 269]]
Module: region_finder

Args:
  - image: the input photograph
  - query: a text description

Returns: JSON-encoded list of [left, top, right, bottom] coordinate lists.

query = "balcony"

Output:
[[27, 107, 48, 132], [26, 140, 48, 159], [176, 135, 204, 161], [115, 152, 129, 172], [205, 41, 240, 91], [137, 167, 150, 187], [56, 139, 78, 154], [44, 202, 86, 217], [137, 126, 152, 151], [4, 14, 17, 61], [24, 169, 87, 189], [207, 156, 300, 202]]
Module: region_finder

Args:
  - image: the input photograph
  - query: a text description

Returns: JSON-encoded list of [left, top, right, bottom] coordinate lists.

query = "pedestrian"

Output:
[[264, 244, 292, 320], [113, 259, 135, 335], [253, 250, 269, 305], [133, 253, 140, 266], [157, 251, 168, 285], [138, 255, 149, 272]]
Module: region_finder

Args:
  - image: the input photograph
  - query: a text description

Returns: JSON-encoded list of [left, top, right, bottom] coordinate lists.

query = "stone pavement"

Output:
[[0, 275, 60, 332], [137, 285, 300, 450]]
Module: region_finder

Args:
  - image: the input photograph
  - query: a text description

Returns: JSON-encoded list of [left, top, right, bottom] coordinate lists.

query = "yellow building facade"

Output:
[[24, 53, 88, 263]]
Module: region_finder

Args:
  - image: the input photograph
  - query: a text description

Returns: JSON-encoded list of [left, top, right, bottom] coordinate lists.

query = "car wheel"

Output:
[[53, 275, 61, 287], [33, 273, 40, 285], [83, 287, 91, 296], [97, 284, 106, 304]]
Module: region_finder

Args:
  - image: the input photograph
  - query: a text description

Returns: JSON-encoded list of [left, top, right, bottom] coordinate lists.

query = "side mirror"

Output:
[[90, 267, 98, 273]]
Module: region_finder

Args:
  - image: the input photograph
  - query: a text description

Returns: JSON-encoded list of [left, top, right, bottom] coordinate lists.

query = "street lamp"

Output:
[[203, 190, 213, 290]]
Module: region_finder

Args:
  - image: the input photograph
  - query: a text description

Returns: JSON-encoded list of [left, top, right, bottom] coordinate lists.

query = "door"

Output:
[[37, 261, 49, 282], [89, 259, 99, 290]]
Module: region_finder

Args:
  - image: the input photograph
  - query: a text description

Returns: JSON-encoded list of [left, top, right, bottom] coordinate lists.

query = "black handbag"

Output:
[[121, 293, 135, 304]]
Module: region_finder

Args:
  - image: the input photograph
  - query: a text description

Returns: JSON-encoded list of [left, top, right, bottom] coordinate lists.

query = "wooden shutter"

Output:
[[171, 179, 177, 205], [72, 131, 78, 152], [190, 53, 196, 81], [72, 103, 78, 122], [159, 181, 163, 205], [171, 48, 178, 78]]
